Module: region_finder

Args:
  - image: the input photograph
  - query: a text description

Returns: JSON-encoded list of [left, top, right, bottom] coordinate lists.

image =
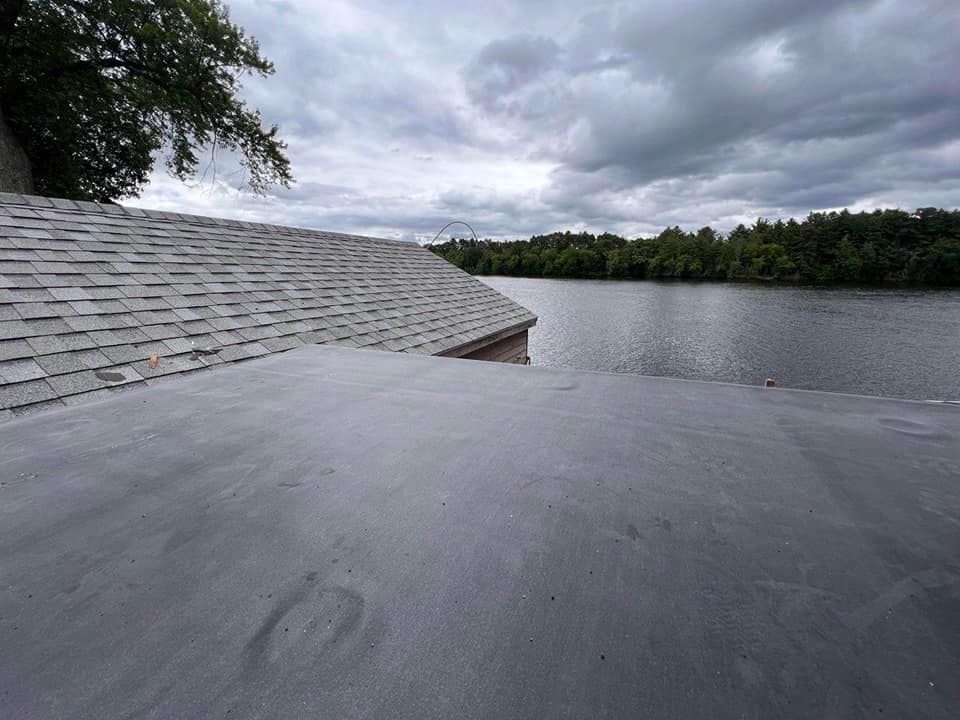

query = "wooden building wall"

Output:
[[441, 328, 530, 364]]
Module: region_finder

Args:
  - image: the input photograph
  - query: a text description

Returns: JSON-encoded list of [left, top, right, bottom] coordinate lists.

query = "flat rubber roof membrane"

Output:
[[1, 345, 958, 718]]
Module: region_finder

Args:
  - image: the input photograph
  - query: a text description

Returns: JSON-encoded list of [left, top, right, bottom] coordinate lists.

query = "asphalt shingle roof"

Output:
[[0, 192, 536, 417]]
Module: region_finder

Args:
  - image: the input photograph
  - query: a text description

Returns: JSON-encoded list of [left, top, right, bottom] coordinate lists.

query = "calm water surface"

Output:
[[481, 276, 960, 400]]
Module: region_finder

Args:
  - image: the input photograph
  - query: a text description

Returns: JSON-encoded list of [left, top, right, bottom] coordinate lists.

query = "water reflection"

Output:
[[481, 277, 960, 400]]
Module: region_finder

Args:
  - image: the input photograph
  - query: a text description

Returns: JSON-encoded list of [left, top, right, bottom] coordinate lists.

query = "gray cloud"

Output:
[[464, 34, 561, 112], [134, 0, 960, 241]]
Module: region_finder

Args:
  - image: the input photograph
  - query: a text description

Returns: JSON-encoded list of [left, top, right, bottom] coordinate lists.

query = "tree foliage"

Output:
[[0, 0, 292, 200], [430, 208, 960, 286]]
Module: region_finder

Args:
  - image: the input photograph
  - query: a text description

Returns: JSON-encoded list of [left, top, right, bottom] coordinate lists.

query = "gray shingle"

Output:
[[162, 337, 201, 354], [0, 339, 33, 361], [0, 378, 58, 409], [207, 316, 245, 331], [260, 335, 305, 353], [217, 342, 270, 362], [82, 286, 125, 299], [0, 358, 46, 383], [0, 320, 28, 339], [9, 397, 64, 416], [210, 330, 244, 346], [31, 273, 85, 288], [0, 194, 535, 414], [64, 313, 137, 332], [119, 284, 168, 298], [35, 349, 112, 375], [47, 287, 92, 301], [19, 318, 73, 336], [176, 319, 216, 334], [119, 296, 172, 312], [131, 309, 181, 324], [68, 299, 128, 315], [88, 327, 150, 345], [136, 352, 209, 378], [297, 330, 328, 344], [101, 341, 170, 364], [172, 307, 202, 321], [14, 301, 74, 319], [93, 364, 144, 385], [0, 287, 54, 302], [27, 332, 98, 355], [61, 381, 144, 406], [66, 300, 101, 315], [236, 324, 283, 341], [45, 365, 143, 396], [141, 324, 182, 340]]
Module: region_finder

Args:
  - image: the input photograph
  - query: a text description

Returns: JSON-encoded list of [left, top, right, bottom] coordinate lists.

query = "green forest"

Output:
[[429, 208, 960, 285]]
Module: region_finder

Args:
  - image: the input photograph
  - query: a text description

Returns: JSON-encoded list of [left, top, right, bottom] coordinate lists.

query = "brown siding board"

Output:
[[458, 329, 528, 364]]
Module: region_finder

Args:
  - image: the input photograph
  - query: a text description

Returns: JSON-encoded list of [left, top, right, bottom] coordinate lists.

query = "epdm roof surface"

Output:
[[1, 345, 958, 718]]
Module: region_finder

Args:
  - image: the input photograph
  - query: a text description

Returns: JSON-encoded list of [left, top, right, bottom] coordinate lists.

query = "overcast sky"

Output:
[[133, 0, 959, 241]]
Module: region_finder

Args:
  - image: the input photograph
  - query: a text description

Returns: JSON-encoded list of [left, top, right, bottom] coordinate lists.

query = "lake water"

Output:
[[480, 276, 960, 400]]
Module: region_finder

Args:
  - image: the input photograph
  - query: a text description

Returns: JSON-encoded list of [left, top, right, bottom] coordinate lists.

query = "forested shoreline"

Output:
[[429, 208, 960, 285]]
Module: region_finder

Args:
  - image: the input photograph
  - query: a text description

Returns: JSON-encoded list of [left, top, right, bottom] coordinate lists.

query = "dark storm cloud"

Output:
[[136, 0, 960, 240]]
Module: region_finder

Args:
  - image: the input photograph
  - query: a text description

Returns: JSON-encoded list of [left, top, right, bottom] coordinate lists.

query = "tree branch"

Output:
[[0, 0, 24, 39], [0, 0, 25, 74]]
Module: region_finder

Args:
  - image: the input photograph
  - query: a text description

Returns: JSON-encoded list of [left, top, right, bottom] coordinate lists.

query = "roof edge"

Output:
[[438, 318, 537, 358]]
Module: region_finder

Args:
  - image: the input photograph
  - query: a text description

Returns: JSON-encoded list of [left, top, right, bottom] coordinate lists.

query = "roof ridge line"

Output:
[[0, 191, 410, 247]]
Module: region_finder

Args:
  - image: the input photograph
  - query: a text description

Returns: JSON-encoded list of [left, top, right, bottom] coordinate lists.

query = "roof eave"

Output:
[[437, 317, 537, 358]]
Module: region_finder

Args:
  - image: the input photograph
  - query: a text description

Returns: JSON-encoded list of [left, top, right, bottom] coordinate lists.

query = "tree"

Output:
[[428, 208, 960, 287], [0, 0, 292, 200], [913, 238, 960, 285], [835, 236, 863, 282]]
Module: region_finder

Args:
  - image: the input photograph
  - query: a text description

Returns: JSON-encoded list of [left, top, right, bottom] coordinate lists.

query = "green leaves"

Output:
[[1, 0, 292, 200]]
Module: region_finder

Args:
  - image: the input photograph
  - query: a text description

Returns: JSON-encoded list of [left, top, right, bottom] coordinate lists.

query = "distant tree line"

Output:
[[429, 208, 960, 285]]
